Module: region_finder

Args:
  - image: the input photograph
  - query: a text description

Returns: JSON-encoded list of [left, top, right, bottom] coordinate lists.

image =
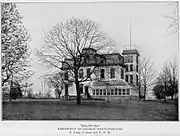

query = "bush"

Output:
[[9, 87, 22, 100]]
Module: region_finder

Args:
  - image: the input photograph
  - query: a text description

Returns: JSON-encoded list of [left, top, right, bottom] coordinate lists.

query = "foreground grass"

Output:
[[2, 99, 178, 120]]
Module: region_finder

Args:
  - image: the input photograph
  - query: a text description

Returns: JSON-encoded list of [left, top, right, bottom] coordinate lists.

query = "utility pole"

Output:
[[130, 20, 132, 50]]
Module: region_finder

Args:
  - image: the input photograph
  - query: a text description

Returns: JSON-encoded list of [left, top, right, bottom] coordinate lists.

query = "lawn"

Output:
[[2, 99, 178, 121]]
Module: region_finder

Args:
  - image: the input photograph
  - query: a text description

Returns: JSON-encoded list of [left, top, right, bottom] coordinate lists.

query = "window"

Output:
[[125, 56, 133, 63], [96, 89, 99, 95], [136, 75, 139, 85], [121, 69, 124, 79], [93, 89, 95, 95], [127, 89, 130, 95], [130, 64, 133, 71], [100, 69, 105, 79], [125, 75, 129, 82], [111, 89, 114, 95], [123, 89, 126, 95], [87, 68, 91, 78], [115, 88, 118, 95], [118, 89, 121, 95], [100, 89, 103, 95], [79, 69, 83, 78], [103, 89, 106, 95], [64, 71, 68, 80], [85, 86, 88, 95], [130, 75, 133, 84], [136, 65, 138, 72], [129, 56, 133, 62], [110, 68, 115, 78], [125, 65, 128, 72], [136, 56, 138, 64]]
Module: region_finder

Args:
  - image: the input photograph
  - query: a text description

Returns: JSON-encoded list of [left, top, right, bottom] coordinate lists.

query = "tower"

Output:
[[122, 21, 140, 86], [122, 49, 140, 86]]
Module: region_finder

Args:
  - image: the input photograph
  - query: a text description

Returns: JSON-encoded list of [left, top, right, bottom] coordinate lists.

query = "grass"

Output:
[[2, 99, 178, 121]]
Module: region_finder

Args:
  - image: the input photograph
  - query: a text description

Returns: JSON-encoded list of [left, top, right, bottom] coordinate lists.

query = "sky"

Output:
[[16, 2, 178, 93]]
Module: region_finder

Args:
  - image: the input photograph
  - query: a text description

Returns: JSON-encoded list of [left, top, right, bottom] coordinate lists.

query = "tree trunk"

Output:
[[171, 88, 174, 100], [138, 85, 141, 101], [164, 96, 166, 103], [9, 90, 12, 102], [106, 86, 109, 102], [75, 80, 81, 105], [164, 85, 167, 103], [144, 85, 146, 100], [171, 95, 174, 100], [139, 90, 141, 101]]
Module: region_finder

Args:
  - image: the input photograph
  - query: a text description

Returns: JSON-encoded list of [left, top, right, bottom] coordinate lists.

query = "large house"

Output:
[[60, 48, 141, 100]]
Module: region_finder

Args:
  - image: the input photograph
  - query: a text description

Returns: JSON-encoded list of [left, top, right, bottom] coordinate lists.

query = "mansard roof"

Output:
[[61, 48, 125, 70], [98, 53, 125, 66]]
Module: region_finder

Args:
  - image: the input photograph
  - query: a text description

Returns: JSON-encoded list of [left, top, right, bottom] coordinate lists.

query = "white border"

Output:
[[0, 0, 179, 136]]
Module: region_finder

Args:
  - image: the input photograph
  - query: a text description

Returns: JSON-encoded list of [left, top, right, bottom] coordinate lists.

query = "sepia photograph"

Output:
[[1, 1, 178, 122]]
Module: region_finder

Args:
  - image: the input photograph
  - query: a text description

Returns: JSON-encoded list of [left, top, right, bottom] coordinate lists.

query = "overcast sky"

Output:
[[16, 2, 178, 93]]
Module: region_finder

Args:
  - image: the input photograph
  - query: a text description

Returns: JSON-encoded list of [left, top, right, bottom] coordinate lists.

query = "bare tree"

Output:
[[46, 72, 68, 99], [155, 61, 178, 101], [139, 57, 156, 100], [45, 90, 52, 98], [165, 3, 178, 33], [36, 17, 114, 104], [159, 64, 169, 102], [167, 61, 178, 99]]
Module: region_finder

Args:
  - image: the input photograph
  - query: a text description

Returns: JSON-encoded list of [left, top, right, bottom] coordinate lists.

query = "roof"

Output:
[[61, 49, 125, 70], [93, 80, 128, 86], [122, 49, 140, 56], [100, 53, 123, 64]]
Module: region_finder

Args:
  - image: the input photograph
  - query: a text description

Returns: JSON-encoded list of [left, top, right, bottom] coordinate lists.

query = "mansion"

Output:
[[61, 48, 141, 100]]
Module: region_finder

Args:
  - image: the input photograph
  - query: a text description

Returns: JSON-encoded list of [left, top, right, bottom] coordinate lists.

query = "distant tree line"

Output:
[[153, 61, 178, 102]]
